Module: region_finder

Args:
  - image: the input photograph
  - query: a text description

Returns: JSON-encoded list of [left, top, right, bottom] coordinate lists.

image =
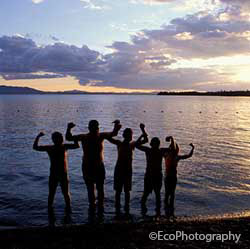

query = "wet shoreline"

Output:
[[1, 213, 250, 248]]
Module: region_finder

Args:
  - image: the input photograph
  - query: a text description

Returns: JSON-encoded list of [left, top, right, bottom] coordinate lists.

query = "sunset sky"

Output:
[[1, 0, 250, 92]]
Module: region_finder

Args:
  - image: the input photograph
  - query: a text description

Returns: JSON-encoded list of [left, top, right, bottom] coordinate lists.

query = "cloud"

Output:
[[49, 35, 60, 42], [32, 0, 44, 4], [219, 0, 250, 6], [130, 0, 175, 4], [0, 35, 101, 74], [61, 3, 250, 90], [218, 0, 250, 11], [2, 0, 250, 91], [75, 67, 223, 90], [2, 72, 64, 80], [130, 0, 216, 12], [0, 35, 222, 90], [80, 0, 108, 10], [141, 10, 250, 59]]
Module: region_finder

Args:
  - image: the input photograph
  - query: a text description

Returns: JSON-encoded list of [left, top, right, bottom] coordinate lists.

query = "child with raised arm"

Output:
[[107, 123, 148, 214], [66, 120, 122, 214], [164, 138, 194, 216], [33, 131, 79, 213], [136, 127, 175, 216]]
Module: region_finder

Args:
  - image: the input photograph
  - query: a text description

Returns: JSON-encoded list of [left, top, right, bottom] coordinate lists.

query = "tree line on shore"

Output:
[[158, 90, 250, 96]]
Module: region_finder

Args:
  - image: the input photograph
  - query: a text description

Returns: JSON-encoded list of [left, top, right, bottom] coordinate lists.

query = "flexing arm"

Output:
[[161, 136, 176, 155], [178, 143, 194, 160], [66, 122, 85, 141], [65, 139, 80, 150], [33, 132, 50, 151], [166, 136, 176, 150], [136, 144, 150, 152], [140, 123, 147, 137], [135, 135, 149, 146], [101, 120, 122, 139], [135, 123, 149, 147], [107, 137, 121, 146]]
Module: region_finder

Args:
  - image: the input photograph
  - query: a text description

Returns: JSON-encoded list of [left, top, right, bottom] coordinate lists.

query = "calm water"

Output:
[[1, 94, 250, 228]]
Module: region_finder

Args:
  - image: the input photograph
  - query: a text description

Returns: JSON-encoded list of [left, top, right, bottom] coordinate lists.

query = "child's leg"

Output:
[[141, 176, 151, 213], [155, 190, 161, 215], [141, 191, 150, 214], [96, 181, 104, 212], [169, 176, 177, 215], [60, 175, 71, 211], [169, 192, 175, 210], [48, 176, 58, 209], [154, 177, 162, 215], [96, 163, 105, 213], [164, 176, 171, 209], [115, 190, 121, 212], [86, 181, 96, 209], [164, 177, 169, 208], [124, 191, 130, 213], [124, 176, 131, 213], [114, 174, 122, 212]]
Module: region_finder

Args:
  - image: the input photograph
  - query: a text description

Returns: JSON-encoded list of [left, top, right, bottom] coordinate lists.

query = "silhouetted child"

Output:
[[136, 130, 175, 216], [33, 131, 79, 213], [107, 123, 148, 214], [66, 120, 122, 214], [164, 138, 194, 216]]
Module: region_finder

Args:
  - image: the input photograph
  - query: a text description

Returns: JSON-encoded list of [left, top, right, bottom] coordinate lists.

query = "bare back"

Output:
[[81, 133, 105, 166], [116, 141, 136, 169]]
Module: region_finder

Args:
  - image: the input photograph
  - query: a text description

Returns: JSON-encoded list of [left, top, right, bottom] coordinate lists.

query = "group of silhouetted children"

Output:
[[33, 120, 194, 217]]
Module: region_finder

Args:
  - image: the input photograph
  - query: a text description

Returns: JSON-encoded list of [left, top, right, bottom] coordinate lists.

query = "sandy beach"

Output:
[[0, 214, 249, 249]]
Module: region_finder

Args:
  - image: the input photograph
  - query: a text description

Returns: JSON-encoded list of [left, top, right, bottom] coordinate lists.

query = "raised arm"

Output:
[[135, 134, 149, 146], [65, 139, 80, 150], [135, 123, 149, 147], [66, 122, 86, 141], [161, 136, 175, 155], [140, 123, 147, 137], [136, 144, 150, 152], [178, 143, 194, 160], [101, 120, 122, 139], [106, 137, 121, 146], [166, 136, 176, 150], [33, 132, 50, 151]]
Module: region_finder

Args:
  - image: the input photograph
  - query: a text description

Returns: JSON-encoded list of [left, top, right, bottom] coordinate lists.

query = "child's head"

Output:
[[88, 120, 99, 133], [52, 132, 63, 145], [150, 137, 160, 148], [123, 128, 133, 141]]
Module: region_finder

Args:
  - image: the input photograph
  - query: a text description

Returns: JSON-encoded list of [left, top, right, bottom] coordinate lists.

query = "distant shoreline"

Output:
[[0, 92, 153, 95], [158, 91, 250, 97], [0, 86, 152, 95], [2, 85, 250, 96]]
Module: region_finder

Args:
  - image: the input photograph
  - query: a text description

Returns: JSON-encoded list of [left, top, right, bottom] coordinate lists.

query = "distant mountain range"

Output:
[[0, 85, 44, 94], [0, 85, 150, 95]]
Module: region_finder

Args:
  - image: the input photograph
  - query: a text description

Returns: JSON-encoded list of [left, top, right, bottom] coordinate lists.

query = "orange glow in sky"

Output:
[[0, 76, 154, 93]]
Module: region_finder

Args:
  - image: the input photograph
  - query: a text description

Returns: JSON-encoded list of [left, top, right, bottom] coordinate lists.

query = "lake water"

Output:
[[1, 94, 250, 228]]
